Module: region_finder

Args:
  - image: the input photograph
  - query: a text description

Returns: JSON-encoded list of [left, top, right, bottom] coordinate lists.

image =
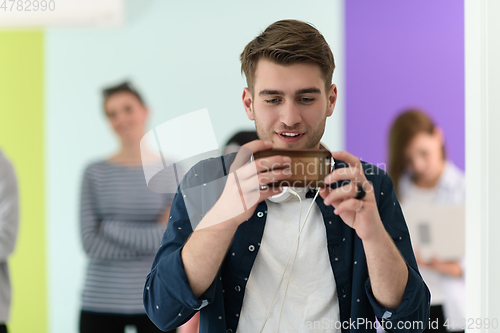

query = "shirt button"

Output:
[[227, 330, 233, 333], [257, 211, 264, 218], [248, 245, 255, 252], [235, 285, 241, 292]]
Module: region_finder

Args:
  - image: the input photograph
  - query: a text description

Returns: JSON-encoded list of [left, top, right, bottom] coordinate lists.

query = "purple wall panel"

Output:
[[345, 0, 464, 171]]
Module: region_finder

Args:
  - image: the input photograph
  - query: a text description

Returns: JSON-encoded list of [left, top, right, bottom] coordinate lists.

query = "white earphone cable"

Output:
[[259, 188, 321, 333]]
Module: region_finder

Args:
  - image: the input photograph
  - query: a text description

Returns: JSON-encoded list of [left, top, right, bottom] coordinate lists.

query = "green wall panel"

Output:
[[0, 31, 46, 333]]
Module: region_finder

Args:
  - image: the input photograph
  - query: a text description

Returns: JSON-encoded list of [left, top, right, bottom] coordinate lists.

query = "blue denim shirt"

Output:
[[144, 154, 430, 332]]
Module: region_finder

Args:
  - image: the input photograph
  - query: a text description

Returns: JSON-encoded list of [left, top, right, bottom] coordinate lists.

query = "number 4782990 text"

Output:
[[1, 0, 55, 11]]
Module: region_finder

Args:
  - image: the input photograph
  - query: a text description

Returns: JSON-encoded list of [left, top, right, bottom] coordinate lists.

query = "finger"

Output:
[[318, 187, 330, 199], [331, 151, 363, 169], [319, 187, 346, 208], [332, 198, 363, 215], [321, 182, 359, 206], [238, 168, 292, 191], [237, 180, 286, 212], [258, 186, 286, 201], [236, 155, 292, 180], [229, 140, 273, 172], [320, 179, 373, 202], [324, 166, 363, 185]]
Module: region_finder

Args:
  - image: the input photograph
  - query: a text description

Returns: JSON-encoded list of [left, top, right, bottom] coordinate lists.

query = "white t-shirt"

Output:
[[237, 187, 340, 333]]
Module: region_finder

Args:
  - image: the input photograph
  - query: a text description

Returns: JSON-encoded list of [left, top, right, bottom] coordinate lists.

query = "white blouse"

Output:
[[399, 162, 465, 330]]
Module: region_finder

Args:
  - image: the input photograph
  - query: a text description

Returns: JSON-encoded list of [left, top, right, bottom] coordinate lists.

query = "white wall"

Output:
[[465, 0, 500, 330], [45, 1, 345, 332]]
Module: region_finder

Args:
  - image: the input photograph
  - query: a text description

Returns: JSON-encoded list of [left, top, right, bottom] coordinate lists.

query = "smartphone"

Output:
[[253, 149, 332, 188]]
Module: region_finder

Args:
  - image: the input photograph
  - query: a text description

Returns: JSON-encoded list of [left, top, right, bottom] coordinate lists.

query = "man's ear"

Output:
[[326, 84, 337, 117], [242, 87, 254, 121]]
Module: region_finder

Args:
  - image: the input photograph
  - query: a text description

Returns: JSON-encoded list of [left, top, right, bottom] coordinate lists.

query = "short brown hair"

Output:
[[388, 109, 446, 196], [240, 19, 335, 93]]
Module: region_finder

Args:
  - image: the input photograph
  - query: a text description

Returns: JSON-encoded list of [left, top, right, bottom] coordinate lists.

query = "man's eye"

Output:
[[265, 98, 280, 104], [301, 97, 314, 103]]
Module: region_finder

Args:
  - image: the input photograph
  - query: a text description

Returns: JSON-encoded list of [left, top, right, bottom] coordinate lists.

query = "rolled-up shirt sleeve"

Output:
[[144, 188, 217, 331]]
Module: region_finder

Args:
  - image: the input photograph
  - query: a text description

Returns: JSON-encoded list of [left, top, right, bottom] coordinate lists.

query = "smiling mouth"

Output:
[[276, 132, 305, 141], [279, 132, 302, 136]]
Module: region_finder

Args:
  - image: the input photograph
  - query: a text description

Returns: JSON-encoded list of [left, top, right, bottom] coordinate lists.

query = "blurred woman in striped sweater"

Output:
[[78, 82, 177, 333]]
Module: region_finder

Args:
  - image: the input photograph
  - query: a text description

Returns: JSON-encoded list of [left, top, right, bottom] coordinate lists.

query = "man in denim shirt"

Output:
[[144, 19, 430, 332]]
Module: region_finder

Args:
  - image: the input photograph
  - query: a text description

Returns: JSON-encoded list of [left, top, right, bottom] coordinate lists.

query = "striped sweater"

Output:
[[79, 160, 173, 314]]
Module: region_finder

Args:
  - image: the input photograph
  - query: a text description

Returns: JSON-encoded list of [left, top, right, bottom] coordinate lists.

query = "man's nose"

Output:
[[279, 101, 302, 128]]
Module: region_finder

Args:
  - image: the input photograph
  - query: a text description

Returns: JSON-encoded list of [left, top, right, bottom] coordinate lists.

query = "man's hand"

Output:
[[319, 151, 385, 241], [182, 140, 292, 298], [196, 140, 292, 230], [320, 151, 409, 310]]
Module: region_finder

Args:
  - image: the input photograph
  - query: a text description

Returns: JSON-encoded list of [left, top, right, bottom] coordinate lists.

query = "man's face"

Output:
[[242, 59, 337, 149]]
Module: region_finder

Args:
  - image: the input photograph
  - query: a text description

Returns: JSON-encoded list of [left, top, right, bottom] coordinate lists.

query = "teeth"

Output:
[[281, 133, 300, 137]]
